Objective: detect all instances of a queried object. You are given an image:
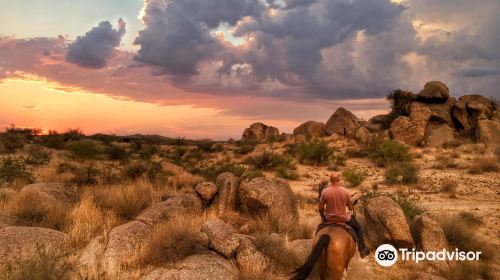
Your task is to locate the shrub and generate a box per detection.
[393,196,424,222]
[8,189,68,230]
[245,151,294,171]
[25,145,51,166]
[0,132,25,153]
[296,139,334,165]
[385,162,419,185]
[138,216,202,265]
[386,89,415,125]
[68,165,99,186]
[192,162,246,182]
[241,168,264,182]
[0,158,34,184]
[370,140,412,167]
[275,165,300,180]
[146,162,173,185]
[63,128,84,141]
[94,183,153,219]
[137,144,158,160]
[438,213,495,261]
[342,168,365,188]
[433,154,458,169]
[40,131,65,149]
[458,211,483,226]
[468,157,498,174]
[234,144,256,155]
[66,140,101,160]
[124,162,148,180]
[195,141,223,153]
[253,232,302,274]
[106,144,129,161]
[441,179,458,197]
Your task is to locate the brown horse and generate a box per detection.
[290,226,356,280]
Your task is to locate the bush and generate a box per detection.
[393,196,425,222]
[106,144,129,161]
[370,140,412,167]
[386,89,415,125]
[385,162,419,185]
[124,162,149,180]
[275,165,300,180]
[234,144,256,155]
[438,213,495,261]
[25,145,51,166]
[8,189,68,230]
[441,179,458,197]
[40,131,65,149]
[468,157,498,174]
[458,211,483,226]
[0,132,25,154]
[341,168,365,188]
[66,140,101,160]
[0,158,34,184]
[241,168,264,182]
[137,144,158,160]
[138,216,202,265]
[244,151,294,171]
[296,139,334,165]
[192,162,246,182]
[253,232,302,274]
[433,154,459,169]
[68,165,99,186]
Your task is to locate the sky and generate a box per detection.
[0,0,499,139]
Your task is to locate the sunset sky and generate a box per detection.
[1,0,499,139]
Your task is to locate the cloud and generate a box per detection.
[66,19,126,69]
[460,68,500,78]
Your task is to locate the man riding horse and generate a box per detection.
[291,173,369,280]
[318,173,369,258]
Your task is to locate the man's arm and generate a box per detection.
[346,193,354,211]
[318,193,326,219]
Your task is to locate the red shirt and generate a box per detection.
[320,184,351,223]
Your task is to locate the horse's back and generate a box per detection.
[314,226,356,280]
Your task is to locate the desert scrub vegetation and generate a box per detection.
[393,196,425,222]
[467,157,499,174]
[68,164,99,186]
[296,138,335,165]
[105,144,129,161]
[433,154,459,169]
[341,168,365,188]
[7,189,69,230]
[0,131,25,154]
[275,165,300,180]
[137,215,203,265]
[441,179,458,197]
[437,213,495,261]
[370,140,412,167]
[385,89,415,125]
[244,151,294,170]
[253,232,302,274]
[0,158,35,185]
[385,162,419,185]
[25,145,51,166]
[93,182,153,220]
[0,245,76,280]
[66,140,102,160]
[191,162,246,182]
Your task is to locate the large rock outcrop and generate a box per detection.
[452,95,496,133]
[293,121,326,137]
[417,81,450,102]
[476,118,500,153]
[424,123,455,147]
[235,235,269,274]
[411,215,448,252]
[212,173,240,216]
[364,196,414,248]
[422,97,456,124]
[136,193,203,225]
[390,102,432,145]
[141,252,239,280]
[242,123,279,142]
[325,107,360,137]
[0,226,68,264]
[239,177,298,223]
[201,220,240,258]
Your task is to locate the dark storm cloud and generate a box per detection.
[460,68,500,78]
[66,19,126,69]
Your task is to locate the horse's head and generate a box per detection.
[317,179,329,199]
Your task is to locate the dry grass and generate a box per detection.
[137,215,203,265]
[433,154,459,169]
[7,189,69,230]
[468,157,499,174]
[253,232,302,274]
[252,208,314,240]
[93,181,154,220]
[66,192,119,245]
[441,179,458,197]
[168,173,203,189]
[437,261,495,280]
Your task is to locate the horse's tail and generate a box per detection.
[290,234,330,280]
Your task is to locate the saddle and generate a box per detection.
[315,219,358,244]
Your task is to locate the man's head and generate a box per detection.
[330,173,340,184]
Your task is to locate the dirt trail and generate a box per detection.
[346,254,376,280]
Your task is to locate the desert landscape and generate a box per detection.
[0,81,498,280]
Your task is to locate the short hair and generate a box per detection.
[330,172,340,183]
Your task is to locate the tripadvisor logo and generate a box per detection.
[374,244,482,267]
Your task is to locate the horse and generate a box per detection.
[290,181,357,280]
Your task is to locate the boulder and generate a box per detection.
[452,95,496,133]
[416,97,456,124]
[417,81,449,102]
[476,119,500,153]
[136,193,203,225]
[364,196,414,248]
[293,121,326,137]
[212,173,240,216]
[289,239,313,263]
[411,215,448,252]
[390,102,431,145]
[325,107,360,137]
[0,226,68,264]
[195,182,218,202]
[78,236,105,278]
[21,183,76,204]
[201,220,240,258]
[239,177,298,223]
[0,212,17,229]
[355,127,372,145]
[424,123,454,147]
[368,114,388,125]
[141,252,239,280]
[242,123,279,142]
[101,221,152,271]
[235,235,269,274]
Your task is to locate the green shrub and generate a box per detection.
[40,131,65,149]
[193,162,246,182]
[341,168,365,187]
[25,146,51,166]
[386,89,415,126]
[393,196,425,222]
[241,168,264,181]
[245,151,294,171]
[63,128,84,141]
[370,140,412,167]
[234,144,256,155]
[66,140,101,160]
[68,165,99,186]
[275,165,300,180]
[124,162,149,180]
[385,162,419,185]
[137,144,158,160]
[106,144,129,161]
[0,158,34,184]
[195,141,221,153]
[296,139,334,165]
[0,132,25,153]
